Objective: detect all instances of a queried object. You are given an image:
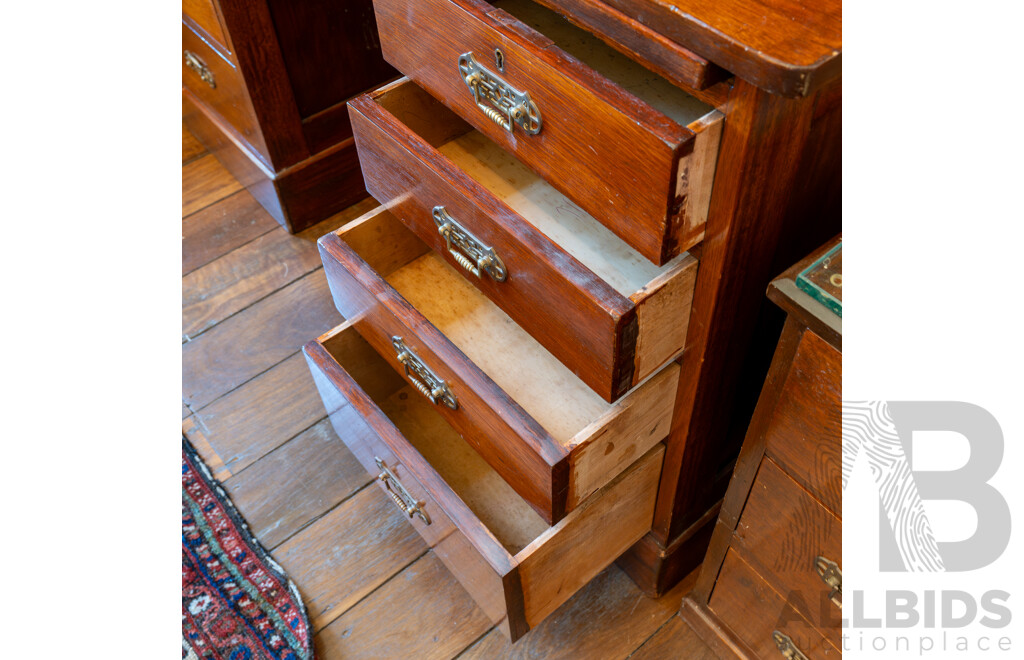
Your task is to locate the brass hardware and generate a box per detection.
[459,52,541,135]
[494,48,505,72]
[375,457,431,525]
[433,206,508,282]
[772,631,809,660]
[814,556,842,608]
[184,50,216,89]
[391,336,458,410]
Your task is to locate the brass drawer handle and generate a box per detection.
[433,206,507,282]
[814,555,842,608]
[375,457,431,525]
[772,631,809,660]
[391,336,458,410]
[184,50,216,89]
[459,52,541,135]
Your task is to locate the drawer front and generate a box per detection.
[182,22,270,166]
[735,458,842,647]
[373,0,721,265]
[303,322,664,641]
[317,205,678,523]
[765,329,842,516]
[350,79,698,402]
[183,0,230,55]
[710,550,839,660]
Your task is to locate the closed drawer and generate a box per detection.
[710,550,839,659]
[373,0,723,265]
[183,0,230,56]
[350,79,697,403]
[303,321,664,641]
[318,204,678,523]
[734,458,842,648]
[764,329,842,516]
[182,22,270,166]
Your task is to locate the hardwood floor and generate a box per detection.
[181,123,720,659]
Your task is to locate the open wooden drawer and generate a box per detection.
[304,321,664,641]
[350,78,698,403]
[318,205,678,523]
[371,0,723,265]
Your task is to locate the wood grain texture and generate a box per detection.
[274,485,427,631]
[629,613,719,660]
[182,22,270,164]
[734,458,842,647]
[459,564,688,658]
[182,189,278,275]
[350,81,698,401]
[527,0,727,94]
[183,0,230,54]
[373,0,713,265]
[182,123,207,164]
[598,0,841,97]
[182,227,322,338]
[314,553,491,659]
[764,329,842,515]
[221,418,373,549]
[181,153,243,218]
[182,416,231,481]
[187,352,328,473]
[182,270,341,409]
[709,550,838,659]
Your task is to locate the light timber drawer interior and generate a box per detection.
[304,321,664,641]
[372,0,723,265]
[350,78,698,402]
[318,205,679,523]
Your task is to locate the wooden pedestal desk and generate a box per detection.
[303,0,841,641]
[181,0,397,232]
[682,238,842,658]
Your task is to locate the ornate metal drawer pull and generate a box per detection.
[375,457,431,525]
[814,555,842,608]
[458,52,541,135]
[772,631,809,660]
[433,206,507,282]
[184,50,216,89]
[391,336,458,410]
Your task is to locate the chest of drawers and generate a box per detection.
[302,0,840,642]
[683,238,842,658]
[181,0,397,232]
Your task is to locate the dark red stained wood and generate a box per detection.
[264,0,397,121]
[653,79,833,543]
[528,0,729,94]
[212,0,309,170]
[349,83,637,402]
[317,232,567,523]
[599,0,841,97]
[182,22,271,168]
[373,0,698,265]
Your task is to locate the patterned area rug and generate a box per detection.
[182,439,314,660]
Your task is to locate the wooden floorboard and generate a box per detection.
[182,153,243,217]
[627,613,720,660]
[314,553,492,660]
[185,352,328,474]
[181,270,341,408]
[182,189,279,275]
[182,226,322,338]
[180,120,721,660]
[221,417,372,549]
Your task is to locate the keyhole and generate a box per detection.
[494,48,505,71]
